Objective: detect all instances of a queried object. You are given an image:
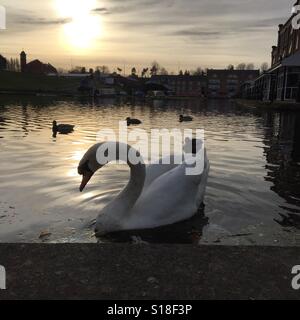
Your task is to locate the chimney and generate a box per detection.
[20,51,27,73]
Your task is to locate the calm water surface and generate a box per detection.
[0,95,299,245]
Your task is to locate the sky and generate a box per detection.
[0,0,294,73]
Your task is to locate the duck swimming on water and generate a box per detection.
[126,117,142,126]
[179,115,193,122]
[52,121,75,135]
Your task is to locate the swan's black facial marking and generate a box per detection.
[78,160,93,175]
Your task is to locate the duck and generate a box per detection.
[78,140,210,237]
[126,117,142,126]
[52,121,75,135]
[179,115,193,122]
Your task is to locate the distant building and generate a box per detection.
[20,51,26,72]
[150,75,207,97]
[242,0,300,102]
[0,54,7,70]
[207,69,259,98]
[20,51,57,75]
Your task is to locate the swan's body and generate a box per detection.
[78,141,209,236]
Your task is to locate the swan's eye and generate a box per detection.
[78,160,92,175]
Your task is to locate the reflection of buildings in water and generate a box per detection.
[262,111,300,229]
[21,104,29,137]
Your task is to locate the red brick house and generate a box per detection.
[20,51,57,75]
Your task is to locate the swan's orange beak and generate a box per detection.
[79,171,93,192]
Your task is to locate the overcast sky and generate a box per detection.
[0,0,293,72]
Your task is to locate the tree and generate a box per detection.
[141,68,149,78]
[131,67,137,76]
[227,64,234,70]
[179,70,184,76]
[260,62,269,73]
[70,66,85,73]
[236,63,246,70]
[160,67,169,75]
[96,65,110,74]
[7,58,20,72]
[150,61,160,76]
[246,63,255,70]
[192,67,203,75]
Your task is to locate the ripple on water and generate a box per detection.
[0,98,299,245]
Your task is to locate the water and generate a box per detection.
[0,95,299,245]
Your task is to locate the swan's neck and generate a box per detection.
[116,161,146,211]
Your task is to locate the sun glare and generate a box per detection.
[54,0,102,50]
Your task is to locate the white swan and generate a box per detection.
[78,140,210,236]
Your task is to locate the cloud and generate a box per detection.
[18,17,71,25]
[92,7,110,15]
[172,30,222,37]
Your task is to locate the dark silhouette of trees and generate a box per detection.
[260,62,269,73]
[141,68,149,78]
[7,58,20,72]
[96,65,110,74]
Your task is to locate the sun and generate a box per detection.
[54,0,102,50]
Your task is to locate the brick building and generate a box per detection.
[207,69,259,98]
[20,51,57,75]
[242,1,300,102]
[150,74,207,97]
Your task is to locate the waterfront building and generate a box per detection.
[150,74,207,97]
[207,69,259,98]
[20,51,57,75]
[242,1,300,102]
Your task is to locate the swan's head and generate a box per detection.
[52,121,57,130]
[78,143,106,192]
[78,142,138,192]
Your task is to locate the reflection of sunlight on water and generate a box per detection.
[80,192,96,201]
[67,168,78,177]
[1,99,300,245]
[71,150,86,161]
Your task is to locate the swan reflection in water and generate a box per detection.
[78,140,210,244]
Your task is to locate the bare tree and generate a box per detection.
[7,58,20,72]
[192,67,203,75]
[150,61,160,76]
[141,68,149,78]
[260,62,269,73]
[131,67,137,76]
[246,63,255,70]
[96,65,110,74]
[160,67,169,75]
[227,64,234,70]
[236,63,246,70]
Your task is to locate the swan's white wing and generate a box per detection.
[144,155,181,189]
[124,151,209,230]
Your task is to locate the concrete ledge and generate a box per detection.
[0,244,299,300]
